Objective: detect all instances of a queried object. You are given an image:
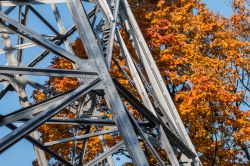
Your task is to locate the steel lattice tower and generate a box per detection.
[0,0,201,165]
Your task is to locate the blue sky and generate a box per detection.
[0,1,233,165]
[203,0,233,17]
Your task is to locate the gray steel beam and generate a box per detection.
[3,6,16,15]
[116,21,182,137]
[116,30,180,165]
[125,106,166,166]
[120,0,199,158]
[16,5,29,64]
[0,88,75,127]
[92,109,115,166]
[0,0,67,6]
[22,78,52,93]
[104,0,120,69]
[159,125,180,165]
[115,29,156,115]
[27,3,103,67]
[120,2,200,164]
[51,3,73,54]
[112,78,159,125]
[0,78,102,154]
[0,0,96,6]
[0,65,97,77]
[17,117,152,127]
[3,7,95,68]
[0,74,56,98]
[0,42,35,55]
[1,27,48,166]
[85,141,124,166]
[0,84,12,100]
[28,5,60,36]
[113,78,196,159]
[0,10,83,64]
[44,129,118,146]
[120,0,181,132]
[4,122,73,166]
[66,1,149,165]
[112,57,135,87]
[95,0,120,68]
[27,25,77,67]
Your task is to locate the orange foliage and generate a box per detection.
[145,0,250,164]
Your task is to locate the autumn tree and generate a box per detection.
[145,0,250,165]
[33,0,250,165]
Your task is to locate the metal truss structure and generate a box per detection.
[0,0,201,165]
